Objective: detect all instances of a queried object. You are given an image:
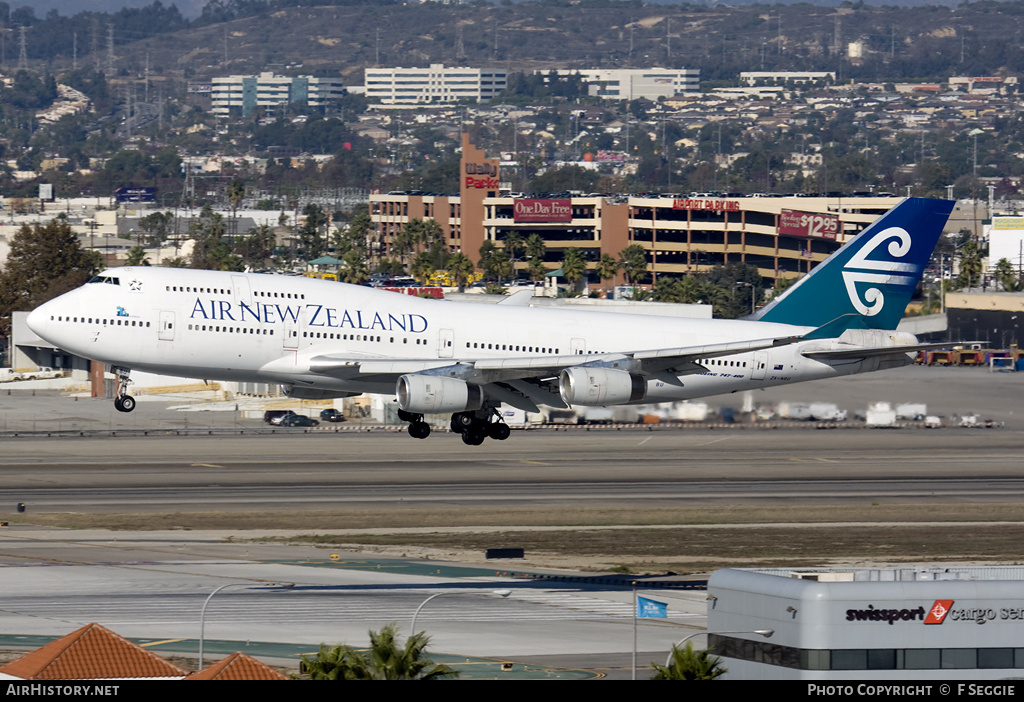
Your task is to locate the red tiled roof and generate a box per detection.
[184,652,289,680]
[0,623,188,680]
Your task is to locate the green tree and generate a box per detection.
[342,249,370,285]
[994,257,1023,292]
[595,253,620,294]
[447,251,476,291]
[955,238,983,290]
[301,623,458,680]
[618,244,648,288]
[502,230,524,279]
[650,641,727,681]
[560,247,587,291]
[226,178,245,237]
[524,233,546,261]
[410,251,436,285]
[124,246,150,267]
[0,219,102,335]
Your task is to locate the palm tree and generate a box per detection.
[226,178,245,238]
[447,251,476,291]
[618,244,648,288]
[595,253,620,295]
[124,246,150,267]
[524,232,546,260]
[364,623,457,680]
[560,247,587,292]
[301,623,458,680]
[650,641,727,680]
[526,256,548,283]
[410,251,436,285]
[342,249,370,285]
[503,230,524,279]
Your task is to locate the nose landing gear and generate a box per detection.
[113,367,136,413]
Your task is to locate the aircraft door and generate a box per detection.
[231,275,252,305]
[438,328,454,358]
[158,311,175,341]
[283,317,299,350]
[571,337,587,355]
[752,351,768,380]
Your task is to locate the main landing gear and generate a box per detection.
[398,409,431,439]
[450,408,510,446]
[113,366,136,413]
[398,408,512,445]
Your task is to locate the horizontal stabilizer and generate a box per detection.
[802,342,961,361]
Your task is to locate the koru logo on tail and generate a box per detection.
[841,227,918,316]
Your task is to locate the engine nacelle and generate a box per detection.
[396,374,483,414]
[559,367,647,407]
[282,386,358,400]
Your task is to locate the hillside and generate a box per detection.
[38,1,1024,85]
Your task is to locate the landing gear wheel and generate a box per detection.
[113,366,135,413]
[451,412,475,432]
[461,429,486,446]
[408,421,431,439]
[487,422,510,441]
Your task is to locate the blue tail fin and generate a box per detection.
[755,198,955,330]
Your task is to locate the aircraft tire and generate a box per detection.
[461,429,486,446]
[408,421,431,439]
[119,395,136,413]
[488,423,511,441]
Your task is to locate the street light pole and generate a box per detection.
[199,582,294,669]
[410,589,512,634]
[664,629,774,667]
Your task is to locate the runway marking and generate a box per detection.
[191,463,223,468]
[691,437,729,447]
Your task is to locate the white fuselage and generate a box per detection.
[26,268,911,404]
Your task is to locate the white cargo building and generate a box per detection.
[707,567,1024,679]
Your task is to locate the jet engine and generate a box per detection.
[559,367,647,407]
[396,374,484,414]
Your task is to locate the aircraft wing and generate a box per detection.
[308,333,804,386]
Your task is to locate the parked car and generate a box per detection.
[319,408,346,423]
[264,410,298,425]
[281,414,319,428]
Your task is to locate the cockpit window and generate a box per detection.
[88,276,120,285]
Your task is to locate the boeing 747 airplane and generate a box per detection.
[26,198,955,445]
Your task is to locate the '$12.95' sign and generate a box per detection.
[779,209,840,239]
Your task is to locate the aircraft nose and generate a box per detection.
[26,302,51,338]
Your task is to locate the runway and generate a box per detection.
[1,365,1023,677]
[2,428,1024,513]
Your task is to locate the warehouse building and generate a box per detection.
[707,567,1024,680]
